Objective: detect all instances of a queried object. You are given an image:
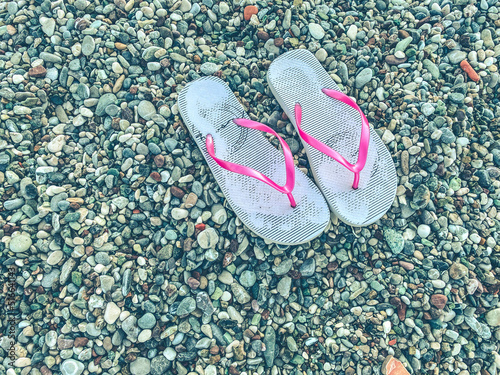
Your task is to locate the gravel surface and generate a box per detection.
[1,0,500,374]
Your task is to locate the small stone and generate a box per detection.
[47,251,63,265]
[150,356,170,375]
[130,358,151,375]
[104,302,121,324]
[308,23,325,39]
[219,1,230,14]
[347,25,358,40]
[10,234,32,253]
[211,204,227,224]
[385,55,407,65]
[423,59,440,79]
[263,326,276,367]
[315,48,328,62]
[486,308,500,327]
[200,62,219,75]
[244,5,258,21]
[277,276,292,298]
[177,297,196,316]
[47,135,66,153]
[412,185,430,209]
[394,51,405,59]
[384,229,404,254]
[417,225,431,238]
[28,66,47,78]
[300,258,316,277]
[430,294,448,309]
[240,270,256,287]
[257,31,270,41]
[395,36,412,52]
[231,283,251,304]
[198,228,219,249]
[138,313,156,329]
[138,101,156,120]
[81,36,95,56]
[60,359,84,375]
[355,68,373,89]
[96,93,117,116]
[449,263,469,280]
[448,50,467,64]
[40,17,56,36]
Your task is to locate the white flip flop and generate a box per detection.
[267,49,398,227]
[177,76,330,245]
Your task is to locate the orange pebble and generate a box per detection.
[388,338,397,346]
[460,60,480,82]
[244,5,258,21]
[383,356,410,375]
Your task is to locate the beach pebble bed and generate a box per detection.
[1,0,500,374]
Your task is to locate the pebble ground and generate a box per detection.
[1,0,500,375]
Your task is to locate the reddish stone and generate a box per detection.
[57,338,74,350]
[399,261,414,270]
[430,294,448,309]
[160,59,170,68]
[397,302,407,321]
[154,154,164,168]
[416,16,430,28]
[193,55,201,64]
[383,356,411,375]
[327,262,338,271]
[187,277,200,289]
[398,30,410,39]
[171,186,185,198]
[74,337,89,347]
[149,172,161,182]
[274,38,284,47]
[40,366,52,375]
[257,31,269,41]
[222,252,233,267]
[261,310,270,320]
[28,65,47,78]
[385,54,407,65]
[210,346,220,355]
[244,5,258,21]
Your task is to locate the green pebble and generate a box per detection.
[63,244,73,256]
[211,287,223,300]
[223,332,233,345]
[421,238,434,247]
[72,271,82,287]
[225,264,236,274]
[291,355,305,365]
[117,256,127,266]
[251,314,261,325]
[30,303,42,311]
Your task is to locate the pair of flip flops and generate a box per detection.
[178,49,398,245]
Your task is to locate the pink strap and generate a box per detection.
[294,88,370,189]
[206,118,297,207]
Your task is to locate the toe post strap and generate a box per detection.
[294,88,371,190]
[205,118,297,207]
